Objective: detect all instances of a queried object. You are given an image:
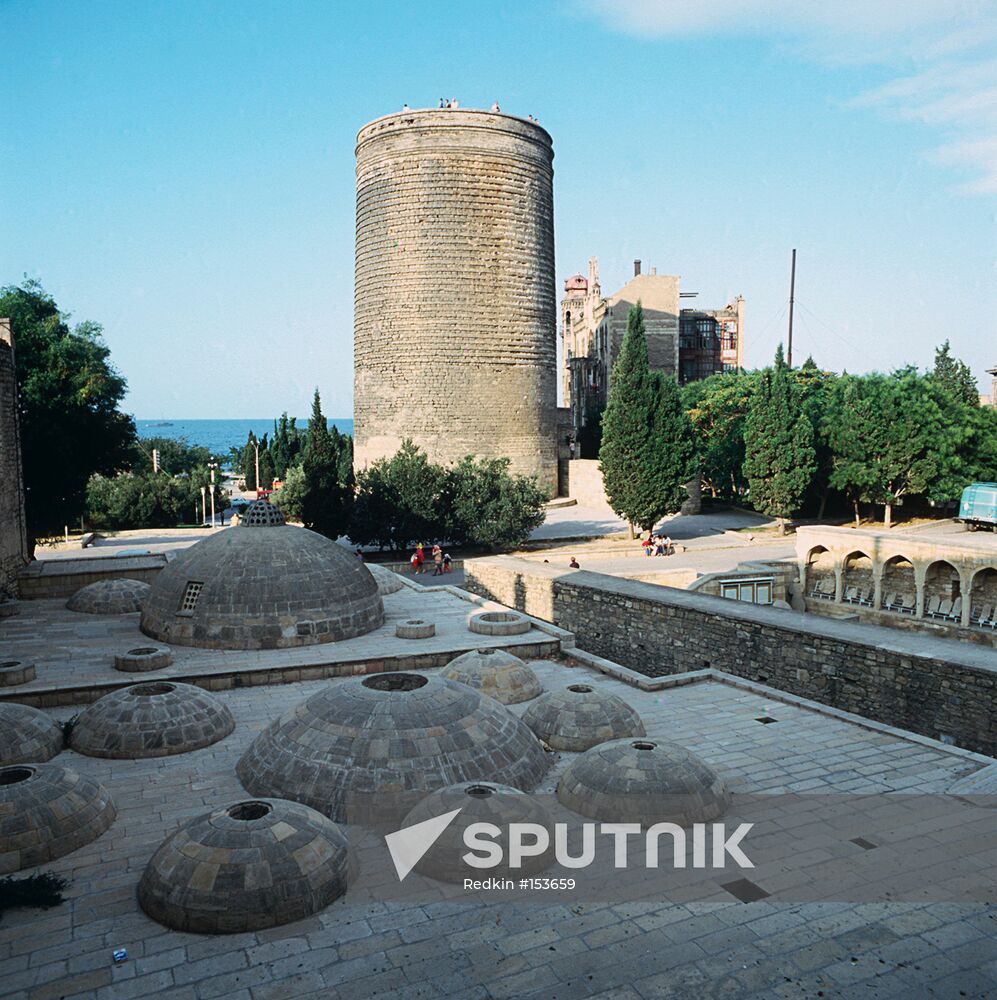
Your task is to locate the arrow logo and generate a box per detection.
[384,808,462,881]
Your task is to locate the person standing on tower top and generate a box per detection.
[491,101,500,112]
[451,97,459,108]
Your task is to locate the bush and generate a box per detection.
[349,442,547,552]
[350,441,446,551]
[445,456,547,549]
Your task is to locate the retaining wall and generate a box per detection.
[464,555,997,756]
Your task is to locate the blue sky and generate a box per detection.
[2,0,994,417]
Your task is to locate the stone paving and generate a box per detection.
[2,657,996,999]
[0,585,561,701]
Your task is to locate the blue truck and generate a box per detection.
[958,483,997,530]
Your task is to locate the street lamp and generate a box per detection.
[208,458,219,526]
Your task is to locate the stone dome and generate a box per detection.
[441,648,542,704]
[522,683,646,751]
[0,704,63,766]
[138,798,350,934]
[238,498,286,526]
[71,682,235,759]
[67,578,150,614]
[557,738,730,827]
[140,522,384,649]
[400,781,555,883]
[367,563,405,595]
[0,763,116,874]
[237,672,550,825]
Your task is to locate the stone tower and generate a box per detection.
[353,108,557,493]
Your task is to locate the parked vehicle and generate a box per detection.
[957,482,997,531]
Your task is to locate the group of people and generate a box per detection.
[399,99,524,117]
[641,534,675,557]
[410,542,452,576]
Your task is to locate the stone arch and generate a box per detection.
[841,550,874,605]
[881,555,916,614]
[968,566,997,626]
[922,560,962,620]
[803,545,836,599]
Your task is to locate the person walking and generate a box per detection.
[443,552,452,573]
[410,551,420,575]
[432,544,443,576]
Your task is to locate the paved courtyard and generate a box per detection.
[2,645,996,999]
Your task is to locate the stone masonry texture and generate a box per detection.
[0,319,29,597]
[353,109,557,493]
[465,556,997,757]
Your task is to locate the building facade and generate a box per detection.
[0,318,29,595]
[353,108,558,493]
[559,258,743,448]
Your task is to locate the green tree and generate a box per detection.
[350,440,445,551]
[930,340,979,407]
[743,345,816,532]
[131,436,210,477]
[273,463,307,523]
[682,371,758,502]
[301,389,352,538]
[824,368,967,528]
[648,373,701,519]
[0,280,135,548]
[598,302,664,535]
[444,456,547,550]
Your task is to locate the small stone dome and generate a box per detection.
[140,521,384,649]
[400,781,555,883]
[71,682,235,759]
[138,798,349,933]
[238,498,286,527]
[441,648,542,704]
[237,672,549,825]
[0,763,116,874]
[67,578,150,614]
[522,683,646,751]
[367,563,404,595]
[557,738,730,827]
[0,704,63,766]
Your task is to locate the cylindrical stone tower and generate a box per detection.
[354,109,557,493]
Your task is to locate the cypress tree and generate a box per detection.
[301,389,351,538]
[743,345,816,532]
[598,302,664,535]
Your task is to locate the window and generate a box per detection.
[719,578,774,605]
[178,581,204,616]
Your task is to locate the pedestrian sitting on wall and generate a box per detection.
[663,535,674,556]
[569,557,580,569]
[642,536,653,557]
[654,535,664,556]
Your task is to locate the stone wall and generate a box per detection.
[0,319,29,596]
[464,556,997,756]
[353,109,557,493]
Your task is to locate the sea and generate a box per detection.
[135,418,354,464]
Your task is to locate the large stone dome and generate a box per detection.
[71,682,235,759]
[140,504,384,649]
[138,798,350,933]
[0,704,63,766]
[0,763,116,874]
[557,738,730,827]
[237,672,550,825]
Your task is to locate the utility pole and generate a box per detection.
[787,248,797,368]
[208,458,218,527]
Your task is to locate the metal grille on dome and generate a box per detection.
[238,500,286,527]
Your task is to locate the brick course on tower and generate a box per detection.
[353,108,557,493]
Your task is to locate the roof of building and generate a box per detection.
[606,273,680,315]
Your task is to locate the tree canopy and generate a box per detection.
[0,280,135,547]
